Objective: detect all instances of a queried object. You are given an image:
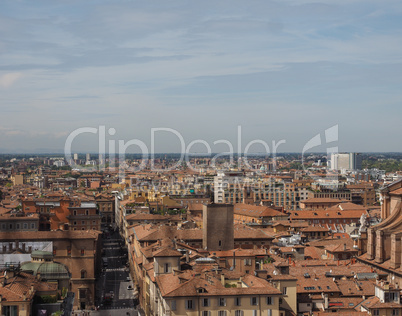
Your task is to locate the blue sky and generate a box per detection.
[0,0,401,153]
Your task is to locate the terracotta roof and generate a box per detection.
[301,226,330,232]
[0,230,100,241]
[327,297,364,309]
[156,270,281,298]
[153,247,183,257]
[234,203,286,218]
[0,272,57,302]
[335,279,375,297]
[289,209,366,220]
[211,248,267,258]
[390,187,402,195]
[326,202,366,211]
[360,295,402,309]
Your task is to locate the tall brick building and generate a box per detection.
[202,204,234,251]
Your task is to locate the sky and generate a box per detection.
[0,0,401,154]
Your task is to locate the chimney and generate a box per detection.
[324,294,329,309]
[233,251,236,269]
[185,250,189,263]
[344,244,347,251]
[221,274,225,286]
[255,270,268,279]
[5,269,15,279]
[172,238,177,249]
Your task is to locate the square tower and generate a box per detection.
[202,203,234,251]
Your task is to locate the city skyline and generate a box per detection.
[0,0,401,153]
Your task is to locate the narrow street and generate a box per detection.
[93,227,140,316]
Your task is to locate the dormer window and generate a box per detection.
[164,263,170,273]
[389,291,399,302]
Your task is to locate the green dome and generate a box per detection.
[21,261,70,280]
[31,251,53,260]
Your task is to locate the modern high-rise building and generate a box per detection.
[330,153,362,171]
[73,153,78,161]
[214,171,244,203]
[86,153,91,162]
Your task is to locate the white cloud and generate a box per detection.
[0,72,23,88]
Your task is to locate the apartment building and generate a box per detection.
[214,174,310,210]
[67,201,101,231]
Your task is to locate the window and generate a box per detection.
[218,312,227,316]
[73,210,77,215]
[235,311,243,316]
[373,309,379,316]
[235,297,241,306]
[251,297,258,306]
[282,287,287,295]
[86,210,89,215]
[81,270,86,278]
[244,259,252,266]
[219,297,226,306]
[81,249,85,256]
[53,248,57,255]
[393,310,399,316]
[2,306,17,316]
[268,310,272,316]
[219,240,222,247]
[23,223,28,229]
[81,221,85,225]
[202,312,210,316]
[186,299,194,310]
[67,247,71,256]
[253,310,258,316]
[79,289,86,299]
[202,298,210,307]
[164,263,170,273]
[267,297,273,305]
[390,292,398,302]
[170,300,176,311]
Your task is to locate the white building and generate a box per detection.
[53,160,65,167]
[330,153,362,172]
[214,171,244,203]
